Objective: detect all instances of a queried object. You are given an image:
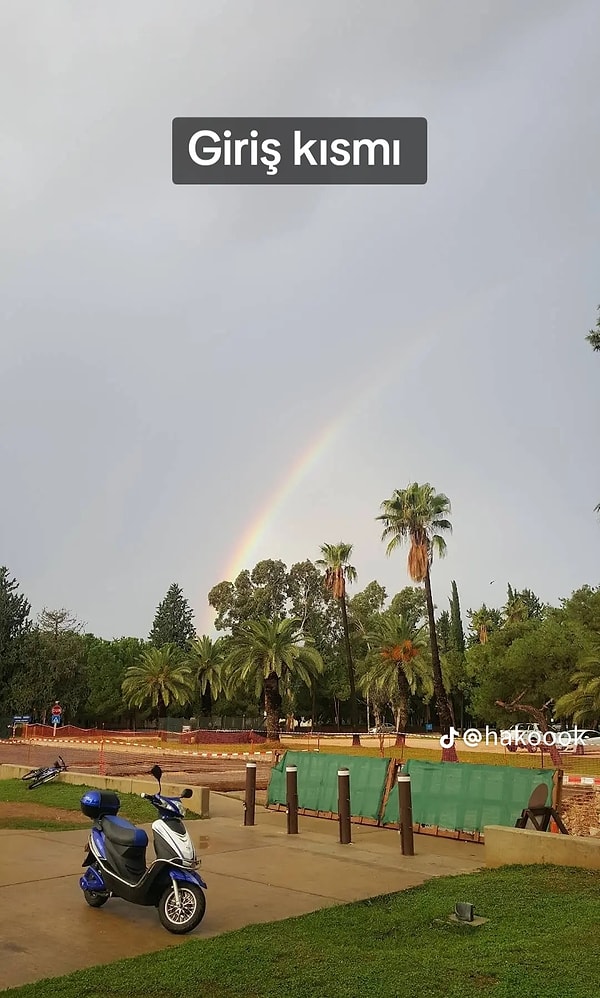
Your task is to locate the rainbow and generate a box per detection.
[222,416,344,585]
[221,335,436,586]
[208,282,505,626]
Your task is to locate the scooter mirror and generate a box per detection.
[181,788,193,798]
[150,764,162,784]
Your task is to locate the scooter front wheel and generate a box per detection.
[83,889,109,908]
[158,883,206,934]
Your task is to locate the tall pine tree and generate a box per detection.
[0,567,32,711]
[149,583,196,650]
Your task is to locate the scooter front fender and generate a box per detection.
[80,865,107,893]
[170,868,207,890]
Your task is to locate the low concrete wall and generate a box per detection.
[0,764,210,818]
[484,824,600,870]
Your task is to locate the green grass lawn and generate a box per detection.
[0,779,201,830]
[5,865,600,998]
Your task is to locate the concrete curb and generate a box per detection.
[484,823,600,870]
[0,764,210,818]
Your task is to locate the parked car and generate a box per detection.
[368,723,396,734]
[500,723,542,745]
[561,729,600,751]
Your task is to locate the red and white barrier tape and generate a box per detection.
[562,774,600,787]
[5,738,273,759]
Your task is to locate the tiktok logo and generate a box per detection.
[439,727,459,748]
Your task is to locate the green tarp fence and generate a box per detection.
[267,751,390,822]
[267,752,556,834]
[382,759,556,833]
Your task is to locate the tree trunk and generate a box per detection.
[496,695,562,767]
[201,683,212,716]
[157,692,167,727]
[424,568,458,760]
[263,672,281,742]
[340,593,359,730]
[395,667,410,746]
[334,696,340,729]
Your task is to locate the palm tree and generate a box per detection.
[225,617,324,741]
[362,613,429,736]
[469,605,493,643]
[187,635,227,715]
[121,645,195,724]
[377,483,455,737]
[316,542,358,729]
[555,650,600,726]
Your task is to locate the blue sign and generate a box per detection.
[13,716,31,723]
[51,714,62,726]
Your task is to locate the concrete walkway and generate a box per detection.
[0,794,483,992]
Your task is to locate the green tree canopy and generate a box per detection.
[187,635,229,714]
[555,650,600,725]
[561,585,600,640]
[361,612,429,732]
[149,583,196,650]
[468,612,585,726]
[11,621,89,722]
[83,635,147,725]
[224,617,324,740]
[122,645,194,721]
[0,567,31,710]
[586,304,600,352]
[467,603,502,645]
[502,584,545,625]
[389,586,427,630]
[208,560,289,632]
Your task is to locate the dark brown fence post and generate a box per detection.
[244,762,256,826]
[338,768,351,844]
[397,773,414,855]
[286,765,299,834]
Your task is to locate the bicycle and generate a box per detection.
[21,756,68,789]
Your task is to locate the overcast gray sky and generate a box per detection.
[1,0,598,639]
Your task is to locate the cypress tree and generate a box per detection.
[449,580,466,656]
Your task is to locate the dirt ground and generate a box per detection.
[0,801,89,824]
[0,741,273,792]
[561,790,600,836]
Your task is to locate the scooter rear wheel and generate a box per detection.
[158,883,206,934]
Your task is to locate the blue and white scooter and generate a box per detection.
[79,764,207,934]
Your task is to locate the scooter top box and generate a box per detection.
[80,789,120,819]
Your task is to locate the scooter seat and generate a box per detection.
[101,815,148,848]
